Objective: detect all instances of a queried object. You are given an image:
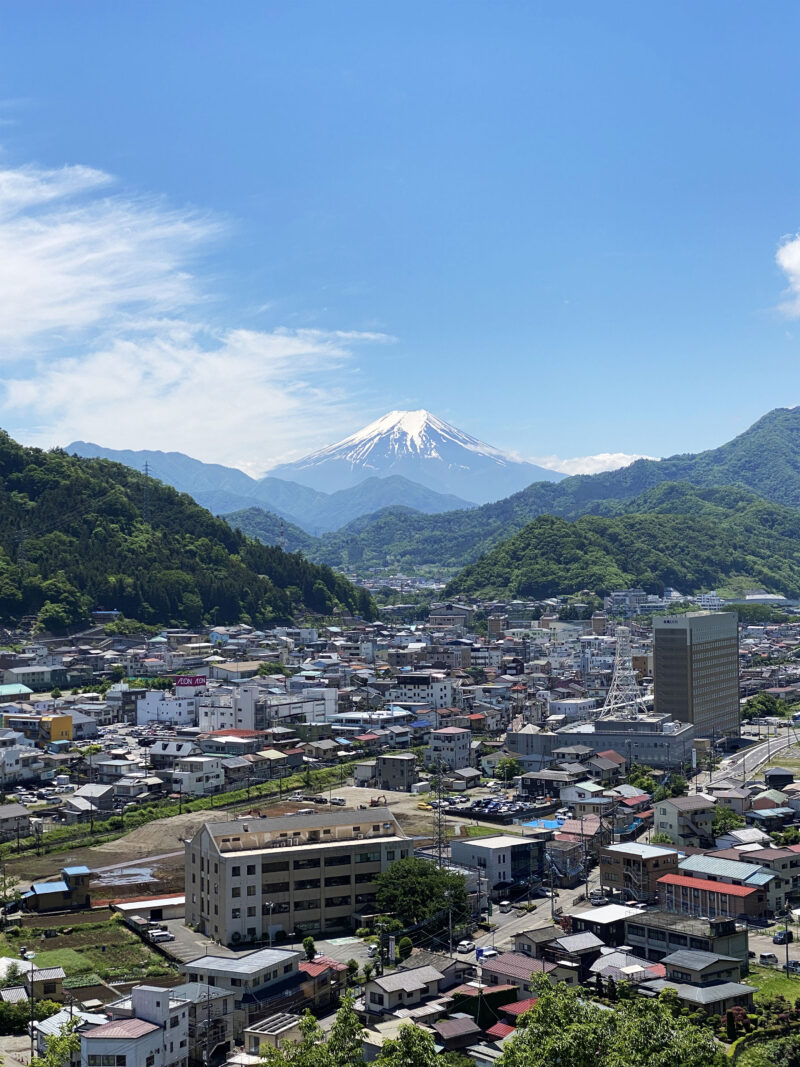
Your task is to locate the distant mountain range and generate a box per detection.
[67,441,474,534]
[295,405,800,577]
[266,409,564,501]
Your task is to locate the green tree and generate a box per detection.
[397,936,413,961]
[375,857,468,927]
[302,936,316,961]
[497,977,722,1067]
[376,1023,438,1067]
[258,661,291,677]
[326,994,364,1067]
[345,958,359,985]
[725,1010,736,1042]
[651,832,674,845]
[30,1019,81,1067]
[495,757,521,783]
[712,806,745,836]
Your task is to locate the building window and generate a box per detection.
[232,866,241,876]
[247,864,256,875]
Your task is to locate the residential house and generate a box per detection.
[22,866,91,913]
[652,795,715,848]
[363,965,445,1019]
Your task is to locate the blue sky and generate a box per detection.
[1,2,800,474]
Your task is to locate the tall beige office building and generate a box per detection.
[653,611,739,739]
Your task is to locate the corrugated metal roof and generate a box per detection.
[680,854,772,883]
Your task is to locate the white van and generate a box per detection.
[499,900,512,913]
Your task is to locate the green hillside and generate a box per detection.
[0,432,374,632]
[310,407,800,572]
[227,507,317,554]
[445,483,800,599]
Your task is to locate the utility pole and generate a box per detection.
[28,956,35,1062]
[205,987,212,1067]
[266,901,274,949]
[445,892,453,956]
[784,909,791,977]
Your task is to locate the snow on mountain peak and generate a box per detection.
[318,408,509,464]
[266,408,566,500]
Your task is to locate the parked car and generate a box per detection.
[788,960,800,974]
[479,947,499,959]
[149,930,175,943]
[590,896,610,907]
[457,940,476,954]
[330,797,346,806]
[774,930,794,945]
[759,952,779,965]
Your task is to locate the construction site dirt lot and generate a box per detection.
[3,783,508,896]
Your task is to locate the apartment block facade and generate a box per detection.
[600,842,680,902]
[425,726,471,770]
[185,808,410,945]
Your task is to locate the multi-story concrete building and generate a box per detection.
[389,672,452,710]
[653,795,715,848]
[450,835,545,901]
[599,842,679,902]
[623,912,748,968]
[507,714,694,771]
[185,808,410,944]
[108,982,233,1067]
[81,986,189,1067]
[425,726,471,770]
[653,611,740,739]
[375,752,418,792]
[136,690,197,727]
[171,756,225,796]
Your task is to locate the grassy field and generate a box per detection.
[745,964,800,1000]
[1,917,173,982]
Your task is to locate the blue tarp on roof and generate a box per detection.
[62,866,90,876]
[412,720,431,729]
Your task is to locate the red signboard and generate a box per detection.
[175,676,207,687]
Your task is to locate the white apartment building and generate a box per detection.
[82,986,189,1067]
[136,690,197,727]
[425,726,471,770]
[198,686,331,733]
[171,756,225,796]
[389,672,452,709]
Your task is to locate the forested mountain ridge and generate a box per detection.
[445,483,800,599]
[308,407,800,571]
[0,432,374,632]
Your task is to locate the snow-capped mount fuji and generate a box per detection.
[266,409,564,503]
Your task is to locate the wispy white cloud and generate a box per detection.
[0,156,393,471]
[530,452,655,476]
[776,232,800,317]
[7,323,391,472]
[0,162,219,348]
